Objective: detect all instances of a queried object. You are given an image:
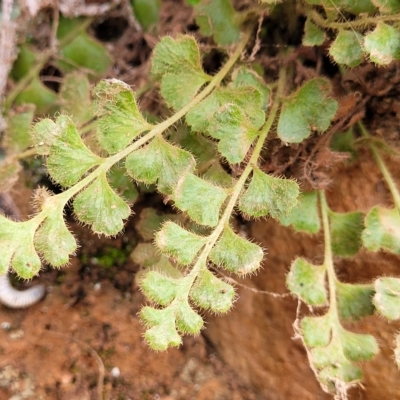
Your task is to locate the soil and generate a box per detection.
[2,1,400,400]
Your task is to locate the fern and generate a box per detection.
[3,1,400,398]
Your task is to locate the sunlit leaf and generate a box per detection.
[73,173,131,236]
[93,79,151,154]
[151,35,211,109]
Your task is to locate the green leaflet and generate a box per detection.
[0,216,41,278]
[336,282,375,320]
[209,225,263,275]
[108,164,139,205]
[373,277,400,320]
[93,79,152,154]
[142,301,203,348]
[301,315,331,348]
[202,163,233,187]
[3,104,35,154]
[303,17,325,46]
[190,269,235,313]
[135,208,181,241]
[155,222,207,265]
[195,0,241,45]
[59,72,92,125]
[56,17,111,76]
[46,116,102,187]
[340,328,379,362]
[286,258,327,306]
[125,135,195,195]
[279,191,320,234]
[173,173,227,227]
[141,271,179,306]
[329,30,364,68]
[277,78,338,143]
[231,67,270,110]
[311,339,363,393]
[140,306,182,350]
[151,35,211,109]
[186,85,265,132]
[362,206,400,254]
[175,300,204,334]
[34,210,77,267]
[131,242,182,278]
[170,126,218,165]
[329,210,363,257]
[207,103,260,164]
[239,167,299,219]
[73,173,131,236]
[32,118,61,156]
[309,326,378,374]
[364,23,400,65]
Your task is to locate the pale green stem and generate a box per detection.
[179,63,288,297]
[16,148,37,160]
[358,121,400,212]
[308,8,400,30]
[19,27,254,228]
[319,191,340,335]
[79,120,98,136]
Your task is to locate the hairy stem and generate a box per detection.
[308,9,400,31]
[320,191,341,335]
[358,121,400,212]
[180,63,288,296]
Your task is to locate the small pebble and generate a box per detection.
[1,322,11,330]
[111,367,120,378]
[9,329,24,340]
[90,257,99,265]
[94,283,101,291]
